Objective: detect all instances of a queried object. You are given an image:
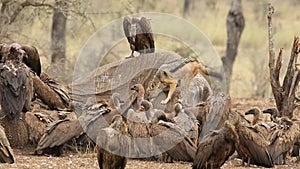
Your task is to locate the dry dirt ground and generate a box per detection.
[2,98,300,169]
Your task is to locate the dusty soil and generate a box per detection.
[2,98,300,169]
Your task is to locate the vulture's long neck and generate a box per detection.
[252,112,261,125]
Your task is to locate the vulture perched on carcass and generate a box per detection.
[0,125,15,164]
[123,16,155,58]
[0,45,33,122]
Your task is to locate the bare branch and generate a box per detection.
[275,48,283,83]
[8,1,55,24]
[268,3,300,118]
[267,4,275,65]
[20,1,55,9]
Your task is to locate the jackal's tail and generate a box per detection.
[197,62,223,80]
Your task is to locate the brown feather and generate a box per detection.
[97,114,129,169]
[0,60,33,122]
[0,125,15,164]
[193,121,237,169]
[35,119,84,156]
[234,120,274,167]
[21,45,41,76]
[123,16,155,55]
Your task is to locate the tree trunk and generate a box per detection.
[267,4,300,118]
[51,1,67,65]
[221,0,245,93]
[183,0,192,17]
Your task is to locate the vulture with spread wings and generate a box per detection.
[123,16,155,58]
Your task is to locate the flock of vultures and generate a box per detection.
[0,16,299,169]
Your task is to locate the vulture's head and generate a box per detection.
[262,108,278,117]
[130,84,145,94]
[245,107,260,115]
[9,43,28,61]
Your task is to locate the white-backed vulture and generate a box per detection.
[0,125,14,164]
[123,16,155,58]
[172,103,199,144]
[82,93,131,142]
[97,114,129,169]
[244,107,275,140]
[233,117,274,167]
[263,108,300,163]
[24,109,76,145]
[267,117,300,165]
[192,121,238,169]
[130,83,145,110]
[108,93,124,113]
[199,92,230,141]
[262,107,280,123]
[0,48,33,122]
[35,119,84,156]
[150,112,197,162]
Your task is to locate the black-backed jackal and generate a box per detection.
[147,57,218,105]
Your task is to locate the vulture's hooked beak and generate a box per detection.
[17,49,28,60]
[262,108,275,115]
[131,85,137,91]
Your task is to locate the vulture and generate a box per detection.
[130,83,145,110]
[262,108,300,165]
[244,107,275,139]
[0,46,33,122]
[192,121,238,169]
[263,108,281,123]
[0,125,15,164]
[140,99,171,122]
[35,118,84,156]
[97,114,129,169]
[267,117,300,164]
[24,109,76,144]
[150,111,197,162]
[233,116,274,167]
[39,72,71,108]
[123,16,155,58]
[199,92,230,141]
[126,108,153,158]
[10,43,41,76]
[172,103,199,144]
[82,94,127,142]
[108,93,124,113]
[263,107,300,159]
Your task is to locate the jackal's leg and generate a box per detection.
[126,50,135,59]
[161,81,177,105]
